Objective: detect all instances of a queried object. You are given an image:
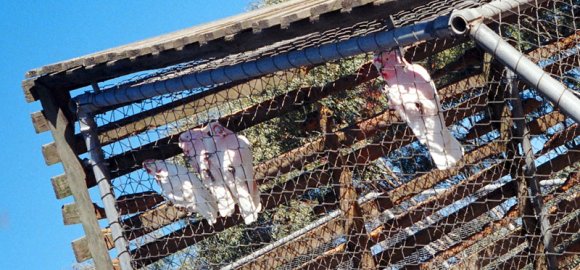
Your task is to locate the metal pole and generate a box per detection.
[463,21,580,124]
[78,109,133,270]
[72,0,548,114]
[73,14,454,112]
[508,69,557,270]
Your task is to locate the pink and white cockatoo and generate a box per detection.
[178,127,237,218]
[373,50,464,170]
[206,122,262,225]
[142,159,218,224]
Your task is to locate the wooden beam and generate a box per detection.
[31,110,49,133]
[62,203,106,225]
[51,174,72,200]
[541,123,580,156]
[35,84,113,269]
[238,141,503,269]
[72,229,115,263]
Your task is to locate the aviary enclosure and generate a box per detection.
[24,0,580,269]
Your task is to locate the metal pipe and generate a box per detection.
[73,0,547,113]
[507,69,557,270]
[78,109,133,270]
[73,15,454,112]
[463,21,580,124]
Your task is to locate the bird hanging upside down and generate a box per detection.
[179,126,237,219]
[373,50,464,170]
[142,159,219,224]
[179,122,262,225]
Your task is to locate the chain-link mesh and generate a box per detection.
[75,0,580,269]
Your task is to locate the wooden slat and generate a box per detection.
[541,123,580,156]
[42,143,59,166]
[388,141,503,204]
[31,110,49,133]
[116,191,165,215]
[51,174,71,200]
[62,203,106,226]
[72,229,115,263]
[36,85,113,269]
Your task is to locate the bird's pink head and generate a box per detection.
[178,129,204,153]
[207,122,232,137]
[378,50,406,67]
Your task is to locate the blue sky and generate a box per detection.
[0,1,252,269]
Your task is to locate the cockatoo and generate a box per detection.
[142,159,218,224]
[178,126,237,218]
[373,50,464,170]
[206,122,262,225]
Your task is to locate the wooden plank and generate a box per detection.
[51,174,71,200]
[72,229,115,263]
[62,203,106,225]
[35,85,113,269]
[116,191,165,215]
[42,143,59,166]
[31,111,49,134]
[541,123,580,156]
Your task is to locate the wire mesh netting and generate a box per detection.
[72,0,580,269]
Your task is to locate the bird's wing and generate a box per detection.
[237,135,261,212]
